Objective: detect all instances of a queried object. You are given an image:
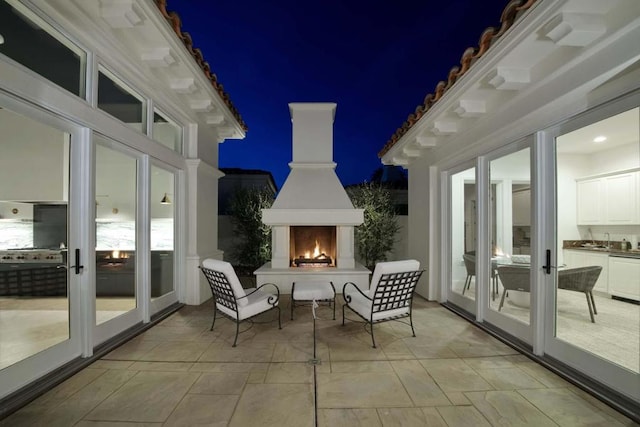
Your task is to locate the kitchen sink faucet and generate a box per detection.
[605,232,610,249]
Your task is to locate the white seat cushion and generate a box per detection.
[345,288,409,321]
[369,260,420,295]
[292,281,335,301]
[217,287,278,320]
[202,258,248,306]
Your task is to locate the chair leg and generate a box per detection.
[276,306,282,329]
[589,291,597,315]
[342,304,346,326]
[409,312,416,337]
[498,289,507,311]
[210,305,217,331]
[232,319,240,347]
[585,292,595,323]
[462,275,469,295]
[290,297,295,320]
[370,321,376,348]
[332,298,336,320]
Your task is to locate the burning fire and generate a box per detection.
[304,240,326,259]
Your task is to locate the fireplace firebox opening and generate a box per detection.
[290,226,336,267]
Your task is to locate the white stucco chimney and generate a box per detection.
[261,102,364,269]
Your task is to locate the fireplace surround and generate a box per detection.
[256,103,370,293]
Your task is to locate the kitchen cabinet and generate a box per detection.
[563,249,609,293]
[576,170,639,225]
[608,255,640,301]
[512,189,531,226]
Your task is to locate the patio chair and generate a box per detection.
[558,265,601,323]
[496,265,531,311]
[463,252,499,300]
[199,259,281,346]
[342,259,424,348]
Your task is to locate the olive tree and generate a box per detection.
[227,187,274,274]
[346,182,400,270]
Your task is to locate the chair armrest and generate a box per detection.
[243,283,280,306]
[342,281,371,304]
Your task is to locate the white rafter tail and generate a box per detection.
[415,136,437,148]
[487,67,531,90]
[542,12,607,47]
[169,78,197,94]
[99,0,143,28]
[141,47,176,67]
[430,120,458,136]
[189,99,214,113]
[454,99,486,118]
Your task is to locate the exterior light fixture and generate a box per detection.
[593,136,607,143]
[0,34,4,45]
[160,193,171,204]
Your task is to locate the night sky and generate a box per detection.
[168,0,510,188]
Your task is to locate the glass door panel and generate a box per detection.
[95,138,137,325]
[0,101,81,397]
[150,165,175,300]
[488,148,532,326]
[554,107,639,374]
[449,167,477,310]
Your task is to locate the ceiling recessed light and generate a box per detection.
[593,136,607,143]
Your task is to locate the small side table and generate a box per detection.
[291,281,336,320]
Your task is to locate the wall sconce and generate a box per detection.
[160,193,172,205]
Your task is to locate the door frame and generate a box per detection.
[0,92,86,397]
[540,91,640,401]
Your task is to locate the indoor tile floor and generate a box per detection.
[1,297,637,426]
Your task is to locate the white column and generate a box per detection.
[271,226,290,268]
[337,226,355,268]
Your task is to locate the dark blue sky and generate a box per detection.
[169,0,509,188]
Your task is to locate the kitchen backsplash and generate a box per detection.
[0,219,173,250]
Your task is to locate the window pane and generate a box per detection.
[0,1,85,96]
[95,139,137,325]
[556,107,639,373]
[489,148,531,325]
[98,68,145,132]
[151,166,174,299]
[451,167,476,301]
[0,104,70,369]
[153,110,183,153]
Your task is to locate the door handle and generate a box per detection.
[69,248,84,275]
[542,249,551,274]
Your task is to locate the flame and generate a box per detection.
[112,250,119,259]
[313,240,320,258]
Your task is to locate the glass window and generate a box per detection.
[153,109,183,153]
[95,139,138,325]
[97,67,146,132]
[151,165,175,299]
[0,0,86,97]
[555,107,639,373]
[451,167,477,301]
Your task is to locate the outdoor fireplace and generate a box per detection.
[257,102,369,293]
[290,226,336,267]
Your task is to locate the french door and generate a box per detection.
[542,95,640,402]
[0,96,85,397]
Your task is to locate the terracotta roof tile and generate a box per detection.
[154,0,247,131]
[378,0,538,158]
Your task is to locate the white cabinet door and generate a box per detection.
[608,256,640,301]
[512,189,531,226]
[576,179,604,224]
[604,172,638,225]
[562,249,609,293]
